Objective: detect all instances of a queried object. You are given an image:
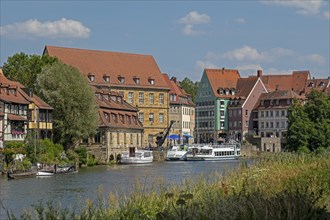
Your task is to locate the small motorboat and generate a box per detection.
[119,147,153,164]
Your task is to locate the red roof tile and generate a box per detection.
[44,45,170,90]
[204,68,241,98]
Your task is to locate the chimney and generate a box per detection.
[171,77,177,83]
[257,70,263,78]
[275,85,279,91]
[29,88,33,97]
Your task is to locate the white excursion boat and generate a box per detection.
[119,147,153,164]
[166,145,189,161]
[36,170,55,176]
[186,144,240,161]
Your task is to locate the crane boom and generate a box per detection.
[156,120,175,148]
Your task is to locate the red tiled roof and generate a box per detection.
[234,77,259,99]
[204,68,241,98]
[162,74,194,106]
[305,78,330,93]
[99,109,143,130]
[260,71,309,92]
[44,45,170,90]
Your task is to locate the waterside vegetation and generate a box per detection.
[5,150,330,219]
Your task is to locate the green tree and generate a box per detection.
[36,62,99,148]
[2,53,57,90]
[286,90,330,152]
[179,77,199,103]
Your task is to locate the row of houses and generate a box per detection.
[0,69,53,149]
[1,45,329,162]
[196,68,330,152]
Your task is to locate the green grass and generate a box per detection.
[6,151,330,220]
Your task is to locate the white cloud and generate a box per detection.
[299,54,327,65]
[260,0,325,16]
[179,11,210,36]
[0,18,91,38]
[235,18,246,24]
[236,64,263,72]
[223,46,268,62]
[324,11,330,19]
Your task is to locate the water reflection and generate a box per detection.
[0,159,243,218]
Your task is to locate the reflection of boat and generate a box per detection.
[7,170,37,180]
[186,144,240,161]
[55,165,77,174]
[166,145,189,161]
[119,147,153,164]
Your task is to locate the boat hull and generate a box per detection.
[7,171,36,179]
[119,158,153,164]
[186,156,239,161]
[37,171,55,176]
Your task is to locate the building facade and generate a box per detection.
[163,74,195,145]
[82,88,143,162]
[195,68,240,143]
[228,71,268,142]
[0,69,53,149]
[44,45,170,147]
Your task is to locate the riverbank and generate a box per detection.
[5,151,330,219]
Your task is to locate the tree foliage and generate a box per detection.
[2,52,57,90]
[179,77,199,103]
[36,62,99,148]
[287,90,330,152]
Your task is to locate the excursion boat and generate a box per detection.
[186,144,240,161]
[166,145,189,161]
[36,170,55,176]
[119,147,153,164]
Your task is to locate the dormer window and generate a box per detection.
[111,113,117,123]
[319,82,325,87]
[95,93,101,100]
[104,113,110,122]
[103,94,109,100]
[117,96,122,103]
[261,100,264,106]
[133,77,140,84]
[110,95,116,102]
[88,73,95,82]
[103,75,110,83]
[218,88,223,95]
[126,115,131,124]
[308,82,314,87]
[118,75,125,84]
[119,114,124,123]
[231,89,235,95]
[148,77,155,85]
[10,89,17,96]
[225,89,229,95]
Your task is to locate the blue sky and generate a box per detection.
[1,1,329,81]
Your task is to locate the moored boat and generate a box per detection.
[7,170,37,180]
[186,144,240,161]
[37,170,55,176]
[166,145,189,161]
[119,147,153,164]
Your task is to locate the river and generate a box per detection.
[0,159,243,219]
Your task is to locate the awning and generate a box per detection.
[7,114,27,121]
[183,134,193,138]
[166,134,180,140]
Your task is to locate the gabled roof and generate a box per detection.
[204,68,240,98]
[305,78,330,93]
[44,45,170,90]
[234,77,259,99]
[260,71,310,92]
[162,74,194,106]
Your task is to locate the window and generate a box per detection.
[112,113,117,123]
[245,120,248,127]
[138,93,144,103]
[105,113,110,122]
[88,74,95,82]
[126,115,131,124]
[103,75,110,82]
[261,111,264,118]
[118,77,125,84]
[159,113,164,123]
[238,109,241,116]
[261,122,264,128]
[245,110,248,116]
[138,113,144,123]
[128,92,134,104]
[220,110,225,117]
[220,122,225,128]
[149,93,154,104]
[229,110,232,117]
[287,99,291,105]
[229,121,232,128]
[276,110,279,117]
[149,113,154,122]
[94,132,101,143]
[159,93,164,104]
[134,77,140,84]
[119,115,124,123]
[133,116,137,124]
[281,110,286,117]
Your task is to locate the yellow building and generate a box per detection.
[44,45,170,147]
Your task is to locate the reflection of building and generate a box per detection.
[228,70,268,142]
[44,46,170,147]
[0,69,53,149]
[82,88,143,162]
[163,74,195,144]
[195,68,240,143]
